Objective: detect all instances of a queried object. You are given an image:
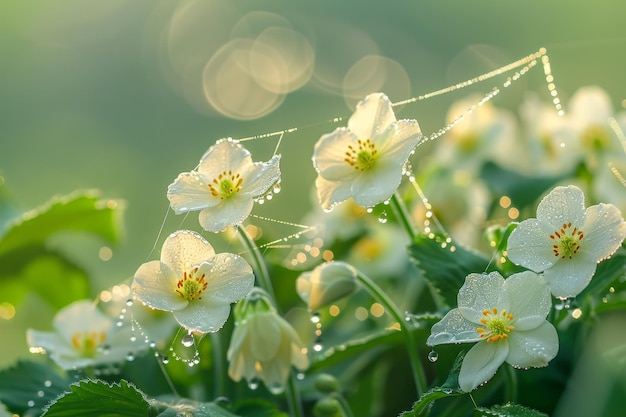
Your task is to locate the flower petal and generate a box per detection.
[350,162,402,207]
[580,203,626,262]
[160,230,216,276]
[347,93,396,140]
[536,185,586,228]
[198,198,254,232]
[457,272,508,324]
[505,271,551,330]
[375,119,423,162]
[543,252,598,298]
[313,128,362,181]
[132,260,187,312]
[506,219,557,272]
[506,321,558,368]
[53,301,112,343]
[198,139,253,179]
[458,341,508,392]
[201,253,254,303]
[315,175,354,211]
[249,313,282,361]
[241,154,281,198]
[427,308,481,346]
[167,172,217,214]
[173,300,231,333]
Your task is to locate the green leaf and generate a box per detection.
[473,403,548,417]
[409,234,492,308]
[479,161,565,210]
[0,248,89,308]
[398,386,464,417]
[0,360,71,416]
[230,399,288,417]
[42,379,149,417]
[580,246,626,298]
[0,191,124,308]
[0,190,123,256]
[151,397,241,417]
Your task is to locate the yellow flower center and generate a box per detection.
[550,222,584,259]
[477,307,514,343]
[71,331,107,357]
[580,124,611,151]
[209,170,242,199]
[176,267,208,301]
[344,139,379,171]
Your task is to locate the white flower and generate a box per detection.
[296,261,357,311]
[507,185,626,298]
[312,92,423,211]
[132,230,254,333]
[167,138,281,233]
[227,290,309,394]
[427,271,558,392]
[27,300,142,370]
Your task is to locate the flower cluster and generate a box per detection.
[21,84,626,417]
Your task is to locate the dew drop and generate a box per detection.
[116,321,123,327]
[265,194,273,201]
[257,198,265,205]
[37,390,44,398]
[442,388,453,394]
[161,355,169,364]
[310,312,321,324]
[366,207,374,213]
[248,379,259,390]
[378,211,388,224]
[100,344,111,355]
[268,383,284,395]
[126,299,133,307]
[182,334,194,347]
[428,350,439,363]
[296,372,305,380]
[313,339,323,352]
[44,380,52,388]
[130,335,137,343]
[126,352,135,361]
[149,341,156,348]
[27,400,35,407]
[273,184,281,193]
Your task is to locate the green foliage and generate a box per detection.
[473,403,548,417]
[0,360,71,416]
[42,379,149,417]
[479,162,565,210]
[409,234,492,309]
[0,191,123,308]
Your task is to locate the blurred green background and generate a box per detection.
[0,0,624,390]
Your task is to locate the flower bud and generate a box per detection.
[296,262,357,311]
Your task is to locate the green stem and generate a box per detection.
[237,226,276,302]
[332,393,355,417]
[210,332,225,398]
[356,271,427,396]
[236,226,304,417]
[390,192,418,241]
[502,364,518,403]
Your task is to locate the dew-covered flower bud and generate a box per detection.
[296,261,357,311]
[227,289,309,394]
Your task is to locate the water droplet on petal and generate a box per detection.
[378,211,388,224]
[126,352,135,361]
[126,299,133,306]
[428,350,439,363]
[130,335,137,342]
[313,338,323,352]
[161,355,169,364]
[273,184,281,193]
[248,379,259,390]
[268,383,284,395]
[182,334,194,347]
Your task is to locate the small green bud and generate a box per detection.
[314,373,340,394]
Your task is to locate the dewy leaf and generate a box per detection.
[473,403,548,417]
[0,360,71,416]
[398,386,464,417]
[42,379,149,417]
[0,190,123,256]
[409,234,492,308]
[151,397,242,417]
